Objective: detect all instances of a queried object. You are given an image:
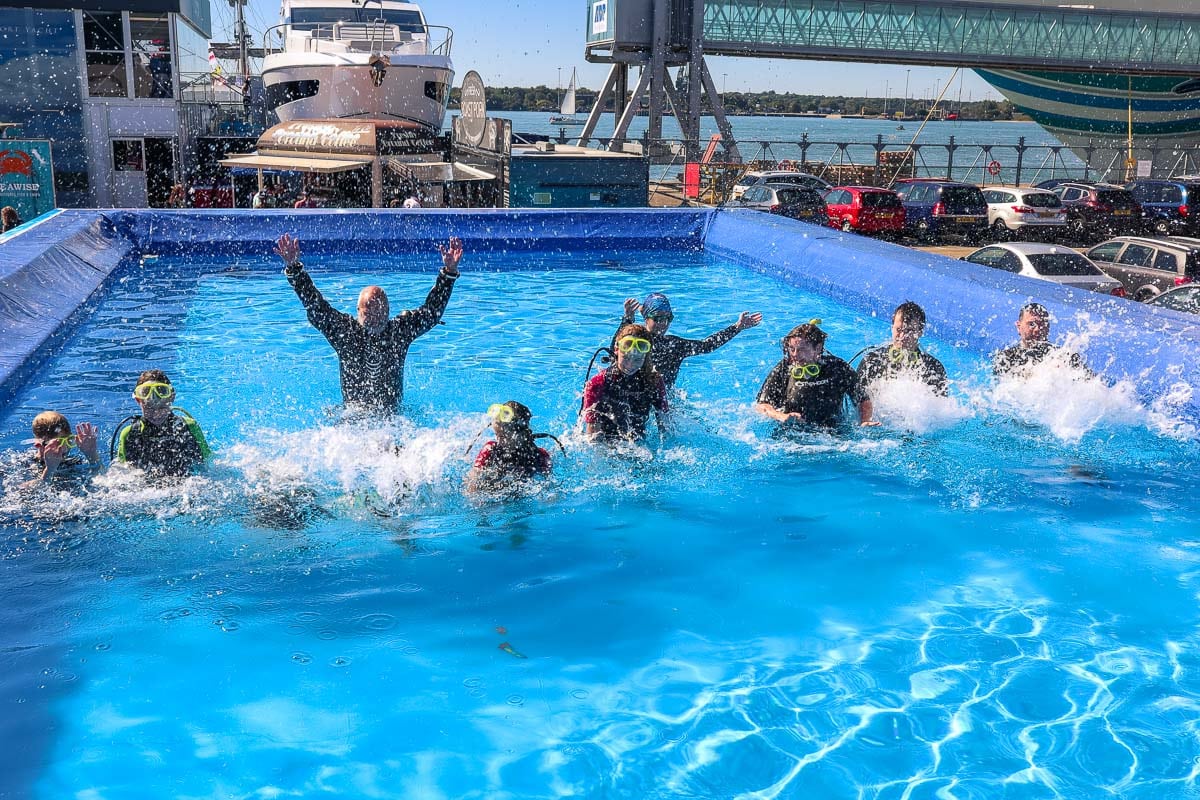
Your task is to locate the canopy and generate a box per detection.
[219,153,373,174]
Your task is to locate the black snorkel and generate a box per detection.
[108,415,141,461]
[578,345,614,419]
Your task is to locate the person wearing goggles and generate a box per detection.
[275,233,464,414]
[25,410,101,485]
[583,323,669,442]
[993,302,1091,378]
[614,292,763,391]
[855,301,949,396]
[114,370,211,478]
[464,400,558,494]
[755,320,877,428]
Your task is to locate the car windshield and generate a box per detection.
[735,176,758,187]
[1022,193,1062,209]
[775,189,821,206]
[862,192,901,208]
[1027,253,1105,276]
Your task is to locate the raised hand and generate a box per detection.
[40,439,66,481]
[736,311,763,331]
[438,237,464,275]
[274,233,301,266]
[75,422,100,464]
[623,297,640,320]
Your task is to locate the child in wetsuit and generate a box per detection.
[115,370,211,478]
[465,401,552,494]
[583,323,669,442]
[26,411,102,485]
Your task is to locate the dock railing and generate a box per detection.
[566,130,1200,196]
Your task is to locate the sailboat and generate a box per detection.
[550,68,584,125]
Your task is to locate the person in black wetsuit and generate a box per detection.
[583,323,669,442]
[116,370,212,478]
[613,292,762,390]
[993,302,1091,378]
[755,320,878,428]
[856,301,949,396]
[24,411,102,487]
[275,233,463,413]
[465,401,553,494]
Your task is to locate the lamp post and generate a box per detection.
[902,69,910,119]
[722,72,728,96]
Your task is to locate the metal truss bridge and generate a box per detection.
[700,1,1200,75]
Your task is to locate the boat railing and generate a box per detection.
[263,23,452,58]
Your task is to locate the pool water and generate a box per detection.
[2,248,1200,798]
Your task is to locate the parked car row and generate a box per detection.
[961,235,1200,305]
[730,170,1200,245]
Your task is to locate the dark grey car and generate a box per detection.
[1084,236,1200,301]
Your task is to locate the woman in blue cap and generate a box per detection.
[613,292,762,391]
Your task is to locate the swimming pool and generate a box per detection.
[3,210,1200,798]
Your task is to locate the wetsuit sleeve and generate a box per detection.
[756,363,788,408]
[674,324,741,359]
[927,356,949,395]
[393,270,457,342]
[472,441,495,469]
[285,262,354,346]
[856,349,885,397]
[992,345,1017,376]
[654,373,669,413]
[1068,352,1096,378]
[840,360,868,406]
[582,372,606,423]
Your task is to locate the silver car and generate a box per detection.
[962,243,1125,295]
[982,186,1067,238]
[731,170,831,200]
[1147,284,1200,315]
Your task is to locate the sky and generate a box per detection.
[224,0,1004,101]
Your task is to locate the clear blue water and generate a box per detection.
[2,247,1200,798]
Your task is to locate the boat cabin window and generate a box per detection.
[288,8,425,32]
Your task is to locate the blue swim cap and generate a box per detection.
[642,292,672,318]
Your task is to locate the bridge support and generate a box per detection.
[580,0,741,163]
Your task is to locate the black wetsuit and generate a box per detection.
[993,340,1089,377]
[613,317,742,389]
[757,354,866,428]
[117,413,210,477]
[583,367,669,441]
[285,262,457,412]
[857,345,949,396]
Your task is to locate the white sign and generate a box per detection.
[1136,159,1153,178]
[592,0,608,35]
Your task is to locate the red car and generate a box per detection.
[823,186,906,234]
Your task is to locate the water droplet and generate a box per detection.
[506,694,525,706]
[330,656,351,667]
[291,652,312,664]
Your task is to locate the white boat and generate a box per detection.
[261,0,453,129]
[550,68,584,126]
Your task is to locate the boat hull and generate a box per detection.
[976,68,1200,176]
[262,55,453,129]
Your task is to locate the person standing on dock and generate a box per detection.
[613,293,762,391]
[274,233,463,413]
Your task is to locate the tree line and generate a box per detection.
[449,86,1019,120]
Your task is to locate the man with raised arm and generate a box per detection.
[274,233,463,413]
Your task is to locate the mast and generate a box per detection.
[231,0,250,95]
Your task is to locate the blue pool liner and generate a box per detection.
[1,208,1198,419]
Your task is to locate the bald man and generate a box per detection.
[275,233,463,412]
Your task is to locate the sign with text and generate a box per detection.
[0,140,55,221]
[459,71,487,147]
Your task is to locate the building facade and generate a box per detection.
[0,1,212,207]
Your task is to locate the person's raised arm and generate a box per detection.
[397,237,463,338]
[681,311,763,357]
[75,422,102,469]
[275,233,345,336]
